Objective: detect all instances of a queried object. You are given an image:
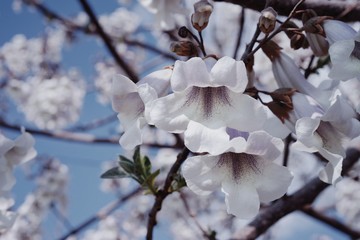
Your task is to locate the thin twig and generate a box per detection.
[282,134,293,167]
[233,7,246,59]
[57,187,141,240]
[212,0,360,22]
[50,202,73,231]
[244,0,306,61]
[302,206,360,239]
[67,113,118,132]
[146,148,190,240]
[179,192,216,240]
[78,0,139,82]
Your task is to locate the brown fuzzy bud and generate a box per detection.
[191,0,213,32]
[170,41,198,57]
[259,7,277,34]
[261,40,282,62]
[290,33,308,50]
[267,88,297,123]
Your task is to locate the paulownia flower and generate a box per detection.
[148,57,267,153]
[328,30,360,81]
[282,93,360,184]
[111,69,171,150]
[262,41,332,108]
[182,131,293,219]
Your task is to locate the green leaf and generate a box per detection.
[119,156,134,174]
[142,169,160,194]
[100,167,129,179]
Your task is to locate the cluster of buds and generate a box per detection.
[284,21,309,50]
[258,7,277,34]
[191,0,213,32]
[302,9,330,56]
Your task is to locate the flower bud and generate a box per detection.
[191,0,213,32]
[170,41,198,57]
[178,26,189,38]
[259,7,277,34]
[290,33,309,50]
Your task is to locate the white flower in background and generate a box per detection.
[112,68,172,150]
[0,29,65,77]
[282,93,360,184]
[148,57,267,154]
[95,61,122,105]
[328,31,360,81]
[182,131,292,219]
[0,131,36,233]
[139,0,187,30]
[1,159,68,240]
[7,72,85,130]
[335,178,360,231]
[99,8,140,38]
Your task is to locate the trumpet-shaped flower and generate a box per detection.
[182,131,293,219]
[328,31,360,81]
[148,57,267,153]
[284,93,360,184]
[111,69,171,150]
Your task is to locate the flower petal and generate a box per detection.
[318,157,343,185]
[182,155,223,195]
[210,57,248,92]
[222,180,260,219]
[244,131,283,160]
[184,122,231,155]
[171,58,211,92]
[323,20,356,44]
[255,160,293,202]
[119,117,145,150]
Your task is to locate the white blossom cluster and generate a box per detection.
[111,1,360,219]
[1,159,68,239]
[0,131,36,234]
[6,72,85,130]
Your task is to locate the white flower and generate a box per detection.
[287,93,360,184]
[99,8,140,38]
[0,131,36,233]
[335,178,360,231]
[148,57,267,154]
[139,0,187,30]
[0,211,17,233]
[323,20,356,45]
[328,31,360,81]
[271,51,333,108]
[7,73,85,130]
[112,68,172,150]
[182,131,293,219]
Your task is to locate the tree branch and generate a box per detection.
[213,0,360,22]
[234,148,360,240]
[146,147,190,240]
[0,118,181,149]
[57,187,141,240]
[78,0,139,82]
[302,206,360,239]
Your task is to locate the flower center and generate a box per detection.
[217,152,260,182]
[351,41,360,60]
[185,86,231,118]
